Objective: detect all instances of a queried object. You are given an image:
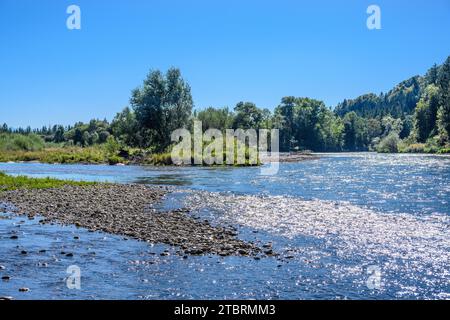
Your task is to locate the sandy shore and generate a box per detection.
[0,184,263,257]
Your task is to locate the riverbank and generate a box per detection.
[0,147,321,166]
[0,174,263,257]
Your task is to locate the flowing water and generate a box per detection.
[0,153,449,299]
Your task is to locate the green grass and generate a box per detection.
[0,171,96,192]
[0,146,123,164]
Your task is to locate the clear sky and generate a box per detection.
[1,0,449,128]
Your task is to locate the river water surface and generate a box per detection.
[0,153,449,299]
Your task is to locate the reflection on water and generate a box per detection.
[0,153,449,299]
[183,191,450,299]
[1,153,448,215]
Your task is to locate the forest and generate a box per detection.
[1,56,450,164]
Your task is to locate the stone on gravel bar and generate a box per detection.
[0,184,262,257]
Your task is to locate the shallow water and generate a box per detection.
[0,153,449,299]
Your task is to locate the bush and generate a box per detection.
[401,143,426,153]
[423,136,440,153]
[0,133,44,152]
[105,136,120,155]
[438,147,450,154]
[376,133,400,153]
[107,155,123,165]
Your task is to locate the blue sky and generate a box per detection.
[1,0,449,128]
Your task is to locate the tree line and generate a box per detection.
[2,56,450,153]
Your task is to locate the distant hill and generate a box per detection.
[334,63,442,119]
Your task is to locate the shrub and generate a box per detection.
[107,155,123,165]
[0,133,45,152]
[376,133,400,153]
[401,143,426,153]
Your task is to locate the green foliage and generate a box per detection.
[104,135,121,155]
[335,76,422,118]
[107,155,123,165]
[131,68,193,151]
[376,132,400,153]
[0,147,119,164]
[233,102,265,130]
[274,97,343,151]
[413,84,440,142]
[0,133,45,151]
[438,147,450,154]
[110,107,140,146]
[437,57,450,144]
[0,172,95,192]
[196,107,234,131]
[62,119,110,146]
[1,57,449,157]
[400,143,427,153]
[342,112,368,151]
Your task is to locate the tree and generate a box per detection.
[73,128,83,146]
[425,63,439,85]
[111,107,139,146]
[292,97,327,150]
[131,68,193,151]
[381,115,403,137]
[1,123,8,133]
[437,57,450,144]
[98,131,111,144]
[273,97,296,151]
[233,102,263,130]
[342,112,368,151]
[82,131,91,146]
[413,84,440,142]
[53,125,66,143]
[196,107,234,131]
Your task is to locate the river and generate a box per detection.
[0,153,449,299]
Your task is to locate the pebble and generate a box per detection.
[0,184,267,257]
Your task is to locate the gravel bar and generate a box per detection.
[0,184,262,257]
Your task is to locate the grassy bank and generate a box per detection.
[0,147,116,164]
[0,172,96,192]
[0,148,260,166]
[0,133,123,165]
[0,133,261,166]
